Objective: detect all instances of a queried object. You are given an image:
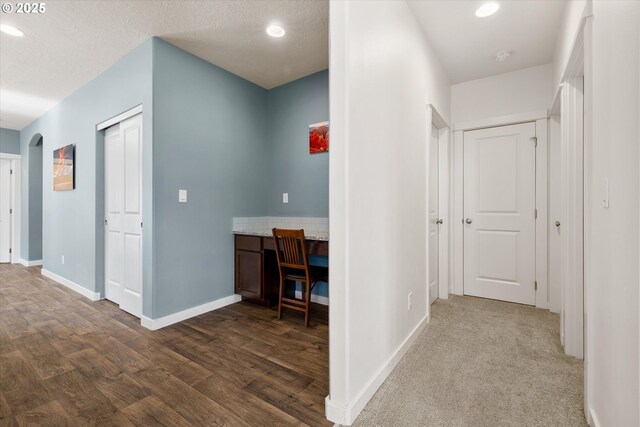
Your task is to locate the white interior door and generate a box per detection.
[105,113,142,317]
[429,125,439,304]
[0,159,11,263]
[463,122,536,305]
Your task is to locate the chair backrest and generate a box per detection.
[271,228,310,273]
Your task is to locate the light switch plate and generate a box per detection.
[179,189,187,203]
[283,193,288,204]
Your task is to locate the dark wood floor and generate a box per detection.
[0,264,330,426]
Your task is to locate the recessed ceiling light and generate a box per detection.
[0,24,24,37]
[266,25,285,38]
[476,2,500,18]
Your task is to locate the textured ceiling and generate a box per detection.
[0,0,328,130]
[407,0,565,84]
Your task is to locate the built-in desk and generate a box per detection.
[234,231,328,306]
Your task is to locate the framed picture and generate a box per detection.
[309,121,329,154]
[53,144,75,191]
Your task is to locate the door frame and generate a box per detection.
[96,105,144,318]
[451,111,549,309]
[0,153,20,264]
[426,104,450,303]
[558,21,587,362]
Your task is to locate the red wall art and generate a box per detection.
[309,121,329,154]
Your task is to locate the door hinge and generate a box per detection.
[9,208,12,214]
[9,248,11,254]
[535,281,538,291]
[535,209,538,219]
[140,222,143,228]
[530,137,538,147]
[10,169,13,175]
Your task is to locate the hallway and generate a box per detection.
[354,296,586,426]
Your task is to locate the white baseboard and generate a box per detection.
[141,294,242,330]
[19,259,42,267]
[325,313,430,425]
[294,290,329,306]
[41,268,101,301]
[588,407,600,427]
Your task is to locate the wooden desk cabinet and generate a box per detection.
[234,234,328,306]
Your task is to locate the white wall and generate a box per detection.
[553,0,589,90]
[450,63,553,125]
[328,0,450,424]
[584,1,639,425]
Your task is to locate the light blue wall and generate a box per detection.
[28,139,42,260]
[152,39,268,317]
[19,40,154,310]
[17,36,328,318]
[267,71,329,298]
[0,128,20,154]
[267,70,329,217]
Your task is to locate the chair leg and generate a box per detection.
[304,280,311,327]
[277,277,284,320]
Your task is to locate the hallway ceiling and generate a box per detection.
[407,0,566,84]
[0,0,328,130]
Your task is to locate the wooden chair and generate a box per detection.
[271,228,327,327]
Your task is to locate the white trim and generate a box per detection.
[141,294,242,330]
[453,110,548,132]
[427,103,450,129]
[561,76,584,360]
[294,290,329,306]
[452,130,464,296]
[425,106,433,309]
[11,159,20,264]
[324,397,348,426]
[41,268,101,301]
[0,154,21,264]
[427,104,451,302]
[18,258,42,267]
[550,84,563,117]
[437,126,450,300]
[325,314,430,425]
[588,407,600,427]
[19,259,42,267]
[96,104,143,131]
[582,18,592,419]
[535,119,549,309]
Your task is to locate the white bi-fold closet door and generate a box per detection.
[463,122,536,305]
[104,113,143,317]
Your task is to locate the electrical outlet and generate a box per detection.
[283,193,289,204]
[61,255,65,265]
[408,292,412,311]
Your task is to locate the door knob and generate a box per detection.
[555,221,561,227]
[465,218,472,224]
[436,219,444,225]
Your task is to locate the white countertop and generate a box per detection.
[233,229,329,241]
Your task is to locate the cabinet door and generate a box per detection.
[235,250,262,299]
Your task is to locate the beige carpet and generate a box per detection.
[353,296,586,426]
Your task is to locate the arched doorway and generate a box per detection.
[28,133,43,263]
